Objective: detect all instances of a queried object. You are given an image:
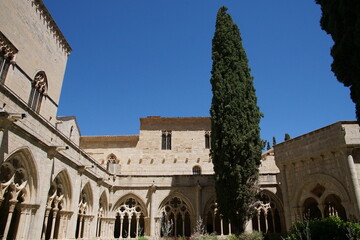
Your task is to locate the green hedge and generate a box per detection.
[283,216,360,240]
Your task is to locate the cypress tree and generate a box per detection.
[316,0,360,122]
[267,141,271,150]
[272,136,277,147]
[284,133,291,141]
[210,6,262,233]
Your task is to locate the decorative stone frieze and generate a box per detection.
[29,0,72,55]
[0,31,18,58]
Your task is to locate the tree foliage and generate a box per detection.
[316,0,360,121]
[272,137,276,147]
[284,133,291,141]
[283,216,360,240]
[210,6,262,233]
[266,142,271,151]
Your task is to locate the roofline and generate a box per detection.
[275,120,357,147]
[32,0,72,55]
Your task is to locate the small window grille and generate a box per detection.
[193,166,201,175]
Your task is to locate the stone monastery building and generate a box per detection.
[1,0,360,239]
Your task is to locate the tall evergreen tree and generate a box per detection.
[210,6,262,233]
[266,141,271,150]
[316,0,360,122]
[272,136,277,147]
[284,133,291,141]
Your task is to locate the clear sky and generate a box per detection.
[43,0,355,146]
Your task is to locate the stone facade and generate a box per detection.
[0,0,359,239]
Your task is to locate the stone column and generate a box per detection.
[3,200,18,240]
[279,165,292,230]
[220,216,224,236]
[49,208,58,240]
[41,207,52,240]
[196,183,202,221]
[228,221,231,235]
[149,184,156,237]
[120,216,124,238]
[347,153,360,219]
[127,216,131,238]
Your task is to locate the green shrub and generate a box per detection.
[190,233,218,240]
[226,234,239,240]
[138,236,148,240]
[283,216,360,240]
[238,231,263,240]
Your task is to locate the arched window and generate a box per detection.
[193,166,201,175]
[0,49,11,83]
[252,193,283,234]
[114,197,146,238]
[0,31,17,83]
[204,199,232,235]
[303,197,321,219]
[159,196,192,237]
[28,71,47,113]
[0,158,28,239]
[324,194,346,220]
[41,170,72,240]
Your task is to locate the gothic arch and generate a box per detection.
[203,195,233,235]
[107,153,119,164]
[3,147,39,202]
[158,192,195,237]
[99,190,109,216]
[0,148,39,239]
[96,190,109,238]
[113,193,148,238]
[51,169,72,210]
[158,192,195,217]
[41,169,73,240]
[252,190,285,234]
[75,181,95,239]
[80,182,94,214]
[294,173,350,208]
[112,193,148,216]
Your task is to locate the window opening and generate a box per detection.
[28,71,47,113]
[162,131,172,150]
[205,132,211,149]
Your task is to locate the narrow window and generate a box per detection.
[28,71,47,113]
[161,131,172,150]
[0,50,11,83]
[205,132,211,149]
[193,166,201,175]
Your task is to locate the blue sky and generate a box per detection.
[43,0,355,146]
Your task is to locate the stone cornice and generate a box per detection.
[0,31,18,57]
[30,0,72,56]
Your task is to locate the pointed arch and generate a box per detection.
[158,192,195,237]
[112,193,148,216]
[50,169,72,210]
[252,190,285,234]
[2,147,39,202]
[29,71,48,113]
[80,182,94,214]
[294,173,351,211]
[96,190,109,238]
[107,153,119,164]
[0,147,39,239]
[99,190,109,216]
[158,192,195,217]
[113,193,148,238]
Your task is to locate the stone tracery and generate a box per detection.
[114,196,146,238]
